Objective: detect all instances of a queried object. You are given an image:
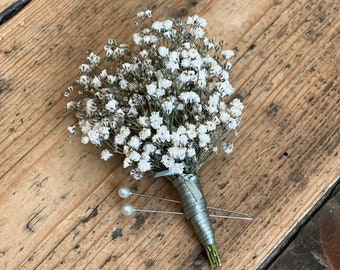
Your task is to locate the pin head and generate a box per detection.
[119,186,132,198]
[122,203,135,216]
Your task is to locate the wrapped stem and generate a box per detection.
[170,174,221,267]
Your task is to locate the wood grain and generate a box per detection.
[0,0,18,14]
[0,0,339,269]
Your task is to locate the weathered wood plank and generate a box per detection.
[0,0,339,269]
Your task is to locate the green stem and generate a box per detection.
[205,244,222,268]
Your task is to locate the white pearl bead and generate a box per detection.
[122,204,135,216]
[118,186,131,198]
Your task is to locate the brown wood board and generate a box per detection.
[0,0,339,269]
[0,0,18,14]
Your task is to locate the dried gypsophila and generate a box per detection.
[66,10,244,267]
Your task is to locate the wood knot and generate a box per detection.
[172,5,189,18]
[171,0,199,18]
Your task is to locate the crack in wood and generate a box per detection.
[0,0,31,25]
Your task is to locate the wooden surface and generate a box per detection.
[0,0,339,269]
[0,0,16,13]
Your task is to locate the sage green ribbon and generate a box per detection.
[155,171,215,246]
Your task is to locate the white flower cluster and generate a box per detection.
[66,11,244,180]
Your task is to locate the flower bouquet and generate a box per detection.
[66,10,244,268]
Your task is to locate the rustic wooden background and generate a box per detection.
[0,0,339,269]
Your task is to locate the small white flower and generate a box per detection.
[187,148,196,157]
[206,121,216,131]
[230,99,244,117]
[167,61,179,72]
[129,151,141,162]
[91,76,102,89]
[222,142,234,154]
[67,125,76,134]
[144,10,152,18]
[130,168,144,180]
[222,50,235,59]
[87,52,101,67]
[120,126,131,138]
[100,69,108,79]
[107,75,117,84]
[210,64,222,76]
[133,33,143,45]
[114,134,126,145]
[217,81,234,97]
[137,11,145,18]
[186,125,197,139]
[81,135,89,144]
[138,116,149,127]
[197,17,207,27]
[226,62,233,70]
[158,78,172,89]
[139,128,151,140]
[66,101,76,110]
[101,149,113,161]
[119,79,128,89]
[143,143,157,153]
[192,27,205,38]
[168,162,185,175]
[228,118,239,130]
[219,111,232,123]
[150,112,163,129]
[197,124,207,134]
[85,99,97,115]
[181,58,190,68]
[198,133,210,147]
[158,46,169,57]
[123,157,132,168]
[163,20,173,30]
[137,159,152,172]
[105,99,118,112]
[161,154,175,168]
[88,130,101,145]
[168,147,186,160]
[79,64,91,72]
[152,21,163,31]
[128,136,141,150]
[162,100,175,114]
[179,91,200,103]
[146,82,157,96]
[79,75,90,86]
[169,51,179,62]
[153,125,171,143]
[143,35,151,44]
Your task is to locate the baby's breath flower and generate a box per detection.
[79,64,91,72]
[139,128,151,140]
[87,52,100,67]
[137,159,152,172]
[152,21,163,31]
[67,125,76,134]
[158,46,169,57]
[101,149,113,161]
[222,50,235,59]
[128,136,142,150]
[161,100,175,114]
[222,142,234,154]
[179,91,200,104]
[150,112,163,129]
[66,10,243,178]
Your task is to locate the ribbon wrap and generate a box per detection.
[170,174,215,247]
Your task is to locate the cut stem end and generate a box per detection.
[205,244,222,268]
